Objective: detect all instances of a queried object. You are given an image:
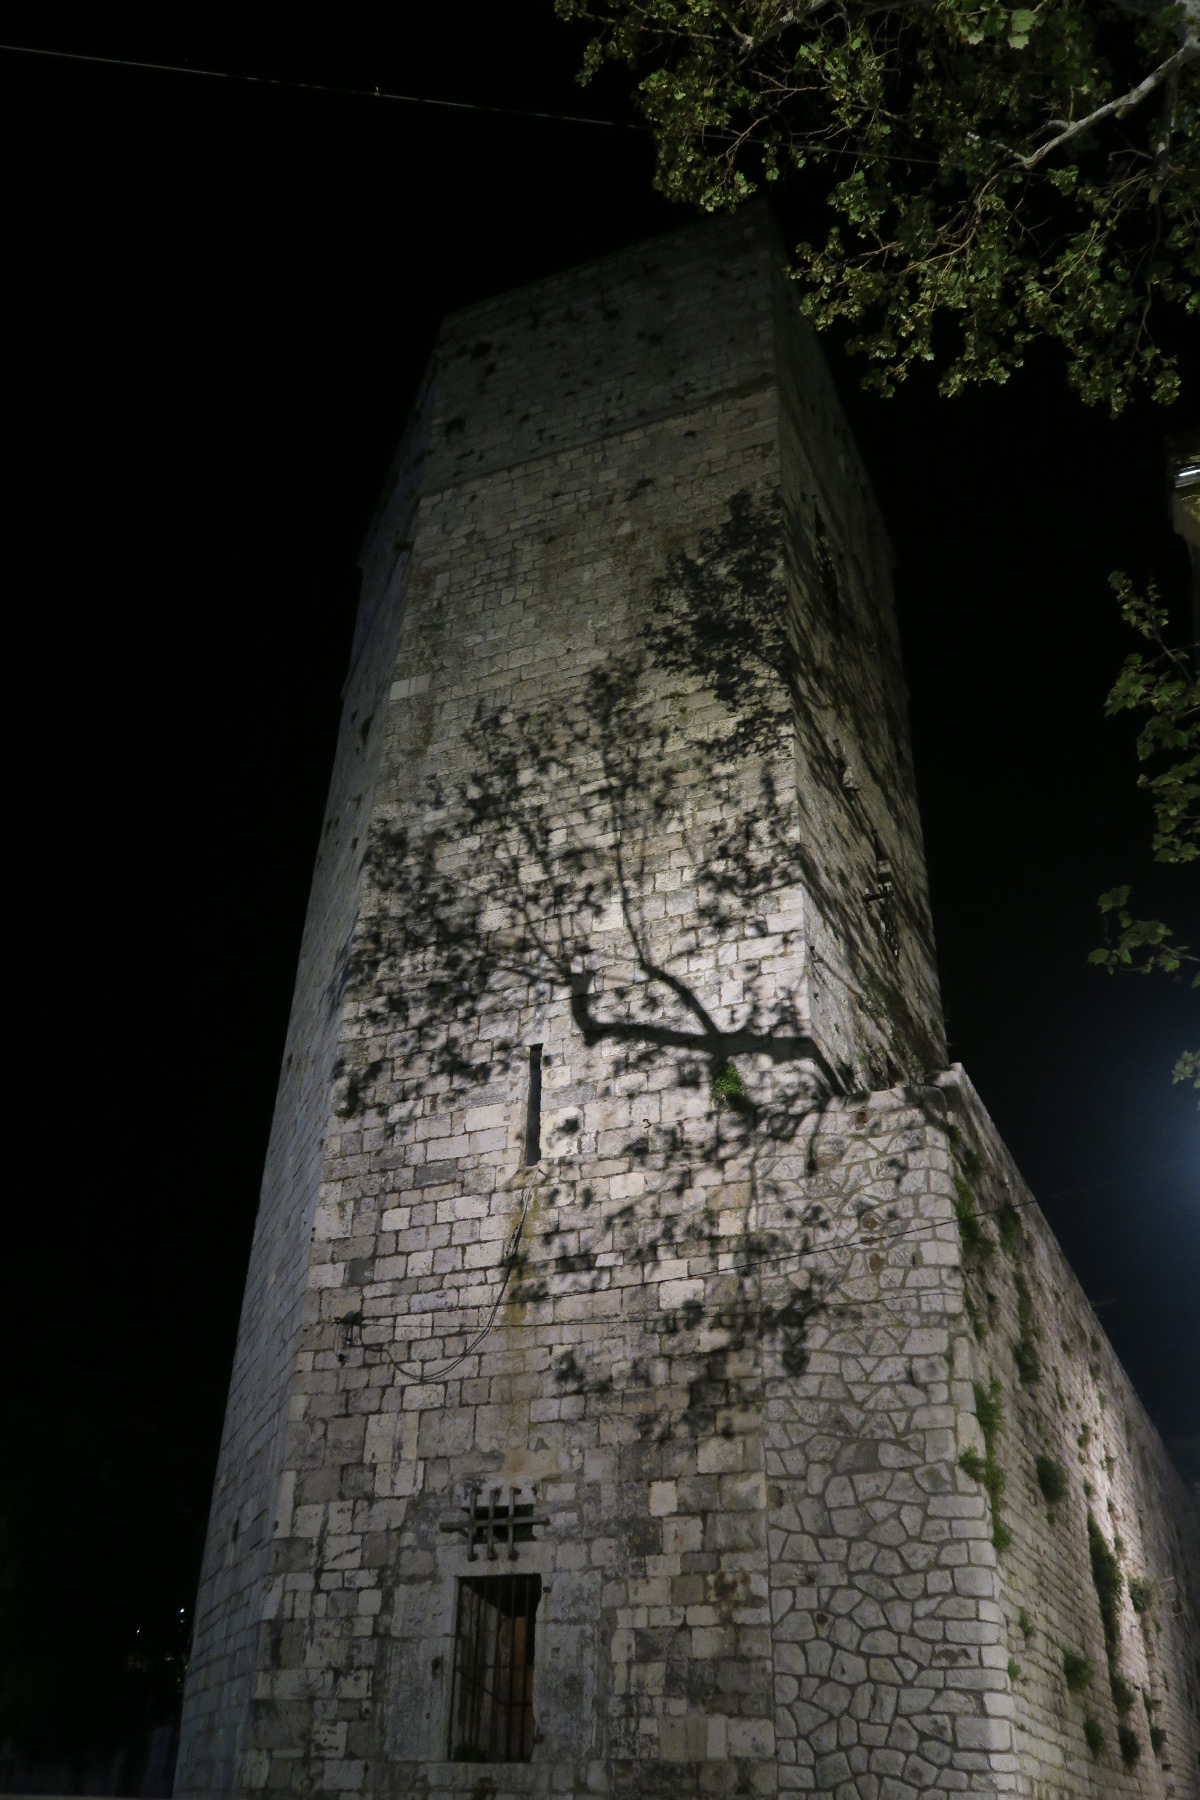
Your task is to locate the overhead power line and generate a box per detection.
[0,39,646,131]
[0,38,962,169]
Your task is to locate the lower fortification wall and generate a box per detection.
[937,1069,1200,1800]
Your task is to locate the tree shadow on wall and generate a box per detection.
[341,490,944,1410]
[349,489,935,1132]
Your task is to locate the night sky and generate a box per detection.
[2,2,1196,1770]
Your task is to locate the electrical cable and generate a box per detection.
[0,38,1000,170]
[0,40,644,131]
[339,1185,535,1381]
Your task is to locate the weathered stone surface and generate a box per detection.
[175,211,1200,1800]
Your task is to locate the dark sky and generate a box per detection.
[2,1,1196,1766]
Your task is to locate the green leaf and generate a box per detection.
[562,0,1199,410]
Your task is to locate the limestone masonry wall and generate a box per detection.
[176,213,1199,1800]
[175,383,433,1795]
[770,264,943,1086]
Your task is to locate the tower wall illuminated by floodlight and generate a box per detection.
[176,212,1200,1800]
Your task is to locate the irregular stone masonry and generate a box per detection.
[175,211,1200,1800]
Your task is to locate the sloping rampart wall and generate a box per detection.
[940,1071,1200,1799]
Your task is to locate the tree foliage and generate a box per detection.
[1089,574,1198,1090]
[558,0,1199,409]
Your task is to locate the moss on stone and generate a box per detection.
[1088,1511,1123,1663]
[1013,1274,1041,1385]
[996,1199,1023,1255]
[710,1062,745,1103]
[1035,1455,1068,1507]
[1110,1671,1135,1714]
[1129,1575,1155,1614]
[953,1175,995,1266]
[1063,1650,1093,1692]
[974,1377,1003,1438]
[969,1378,1010,1551]
[1118,1723,1141,1765]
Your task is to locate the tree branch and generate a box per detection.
[1148,66,1179,205]
[1009,37,1198,170]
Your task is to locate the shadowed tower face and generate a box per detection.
[176,214,1200,1800]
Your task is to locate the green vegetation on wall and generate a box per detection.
[952,1175,995,1268]
[1088,1511,1123,1662]
[710,1063,745,1105]
[947,1132,1177,1779]
[1110,1672,1135,1715]
[1118,1723,1142,1765]
[1063,1650,1093,1693]
[961,1378,1010,1552]
[1035,1456,1067,1511]
[1084,1509,1148,1770]
[1129,1575,1156,1614]
[963,1289,986,1344]
[1013,1275,1041,1385]
[996,1199,1023,1257]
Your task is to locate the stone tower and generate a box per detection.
[176,212,1200,1800]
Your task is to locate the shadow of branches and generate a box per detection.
[347,490,937,1142]
[333,492,950,1423]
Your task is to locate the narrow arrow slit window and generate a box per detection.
[524,1044,542,1165]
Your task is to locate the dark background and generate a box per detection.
[2,2,1196,1780]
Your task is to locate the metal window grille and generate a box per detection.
[449,1572,540,1763]
[439,1487,547,1561]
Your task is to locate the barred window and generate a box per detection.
[449,1572,540,1762]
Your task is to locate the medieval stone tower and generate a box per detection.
[175,212,1200,1800]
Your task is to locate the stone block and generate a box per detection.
[953,1716,1010,1750]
